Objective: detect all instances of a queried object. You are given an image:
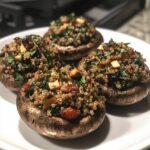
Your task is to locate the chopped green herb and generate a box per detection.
[25,86,34,98]
[6,55,14,64]
[31,35,41,43]
[136,73,142,80]
[124,42,130,47]
[79,76,86,86]
[50,19,61,26]
[40,79,49,89]
[119,70,128,78]
[86,60,99,68]
[109,38,114,45]
[38,104,43,109]
[126,82,132,88]
[14,72,24,86]
[91,61,99,65]
[30,49,41,58]
[43,49,52,64]
[61,101,69,107]
[25,63,35,70]
[30,50,37,56]
[55,19,61,25]
[50,34,60,39]
[73,76,86,86]
[51,106,60,116]
[68,13,75,21]
[86,61,92,68]
[59,71,66,78]
[134,59,142,66]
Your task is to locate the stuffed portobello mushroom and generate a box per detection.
[78,39,150,105]
[43,13,103,61]
[0,35,49,92]
[17,65,106,139]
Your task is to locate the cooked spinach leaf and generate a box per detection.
[6,55,14,64]
[14,72,24,86]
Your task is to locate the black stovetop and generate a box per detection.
[0,0,145,38]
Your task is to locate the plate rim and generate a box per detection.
[0,27,150,150]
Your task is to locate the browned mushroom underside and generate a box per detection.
[0,57,19,92]
[0,71,19,92]
[43,30,103,61]
[99,82,150,105]
[17,95,106,139]
[78,57,150,105]
[99,65,150,105]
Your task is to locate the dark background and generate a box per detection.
[0,0,146,37]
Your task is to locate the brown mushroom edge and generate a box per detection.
[43,30,103,61]
[100,64,150,106]
[0,71,19,92]
[17,95,106,139]
[78,56,150,106]
[99,83,150,106]
[0,56,19,92]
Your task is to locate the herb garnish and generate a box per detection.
[124,42,130,47]
[78,76,86,86]
[68,13,75,21]
[109,38,114,45]
[51,106,60,116]
[43,49,52,65]
[40,78,49,90]
[14,72,24,86]
[6,55,14,64]
[30,49,41,58]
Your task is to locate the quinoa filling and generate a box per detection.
[81,39,150,90]
[48,13,96,47]
[1,35,48,86]
[21,65,105,121]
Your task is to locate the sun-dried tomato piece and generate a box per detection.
[61,107,80,120]
[22,83,30,92]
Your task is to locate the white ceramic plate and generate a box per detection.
[0,27,150,150]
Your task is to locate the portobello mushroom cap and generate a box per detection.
[78,50,150,106]
[99,82,150,105]
[17,94,106,139]
[43,16,103,61]
[0,35,48,92]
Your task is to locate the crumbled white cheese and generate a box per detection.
[15,54,22,60]
[76,18,85,24]
[20,44,26,53]
[48,80,60,90]
[97,44,104,50]
[111,60,120,68]
[60,23,69,30]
